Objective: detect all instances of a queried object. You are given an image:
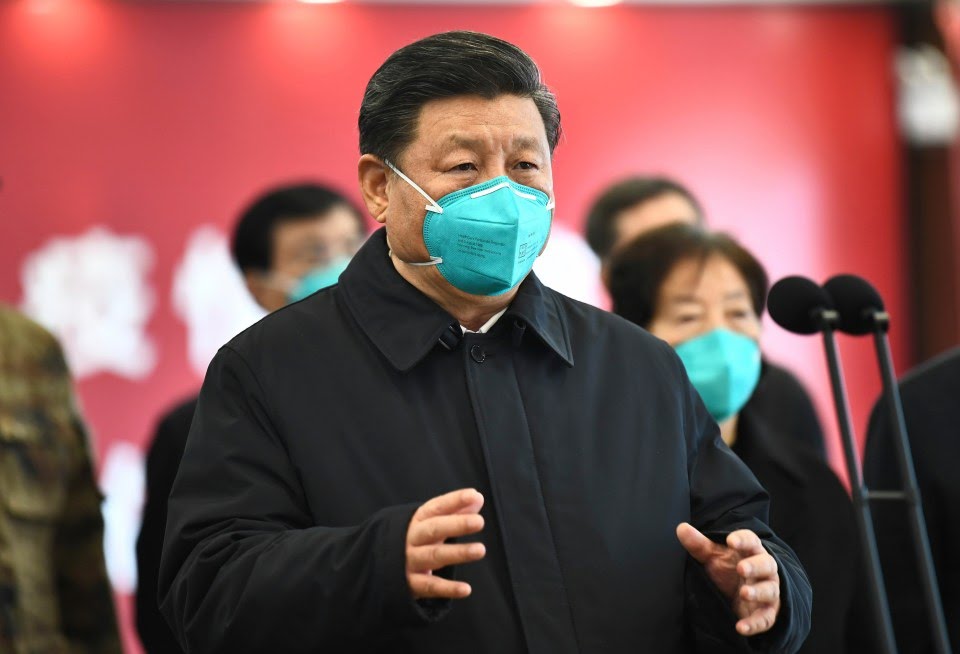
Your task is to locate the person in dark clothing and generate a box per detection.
[608,223,876,653]
[864,346,960,654]
[158,31,812,654]
[135,398,196,654]
[134,183,366,654]
[584,175,826,460]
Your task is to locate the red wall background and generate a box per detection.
[0,1,906,651]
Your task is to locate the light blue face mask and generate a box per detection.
[674,328,762,423]
[287,256,351,303]
[386,161,554,296]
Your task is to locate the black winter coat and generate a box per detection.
[864,347,960,654]
[135,396,195,654]
[159,229,811,654]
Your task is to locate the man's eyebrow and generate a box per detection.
[437,134,546,152]
[439,134,484,151]
[511,136,545,151]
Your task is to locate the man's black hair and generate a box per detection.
[608,223,768,329]
[230,183,363,273]
[358,31,561,165]
[585,176,705,260]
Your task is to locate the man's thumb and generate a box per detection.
[676,522,715,564]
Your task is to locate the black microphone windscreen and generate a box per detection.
[768,276,834,334]
[822,274,885,335]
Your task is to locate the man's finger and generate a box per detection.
[739,580,780,604]
[408,542,486,572]
[409,514,484,546]
[737,552,778,581]
[414,488,484,522]
[675,522,717,564]
[726,529,764,555]
[409,573,473,599]
[736,606,778,636]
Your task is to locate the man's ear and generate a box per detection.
[358,155,390,224]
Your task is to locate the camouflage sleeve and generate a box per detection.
[53,417,122,654]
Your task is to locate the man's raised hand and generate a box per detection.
[407,488,486,599]
[676,522,781,636]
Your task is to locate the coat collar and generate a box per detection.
[338,229,574,372]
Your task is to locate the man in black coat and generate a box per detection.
[864,346,960,653]
[159,31,811,653]
[135,183,366,653]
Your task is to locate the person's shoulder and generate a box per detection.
[158,395,199,428]
[741,411,831,483]
[543,287,682,375]
[223,285,343,358]
[147,395,200,463]
[756,360,816,405]
[547,287,672,350]
[900,346,960,397]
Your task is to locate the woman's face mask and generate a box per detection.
[674,328,762,422]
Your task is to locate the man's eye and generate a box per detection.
[451,163,477,172]
[515,161,538,170]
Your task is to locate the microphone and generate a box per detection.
[767,275,836,334]
[769,274,898,654]
[822,274,952,654]
[823,274,888,335]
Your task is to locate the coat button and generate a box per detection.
[470,344,486,363]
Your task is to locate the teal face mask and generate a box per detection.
[287,256,351,303]
[386,161,554,296]
[673,328,762,423]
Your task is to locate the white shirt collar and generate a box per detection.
[461,308,508,334]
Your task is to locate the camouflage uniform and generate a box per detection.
[0,306,121,654]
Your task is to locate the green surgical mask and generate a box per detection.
[287,256,351,303]
[385,161,554,297]
[674,328,761,423]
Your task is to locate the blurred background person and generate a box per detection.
[584,176,705,272]
[864,346,960,653]
[135,182,367,654]
[0,304,121,653]
[607,224,876,654]
[585,176,827,460]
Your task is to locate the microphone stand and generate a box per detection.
[816,310,899,654]
[868,313,952,654]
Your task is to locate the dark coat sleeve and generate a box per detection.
[135,398,196,654]
[157,347,432,654]
[681,362,812,654]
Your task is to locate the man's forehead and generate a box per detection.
[416,95,546,132]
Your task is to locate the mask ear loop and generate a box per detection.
[383,159,443,266]
[384,160,444,214]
